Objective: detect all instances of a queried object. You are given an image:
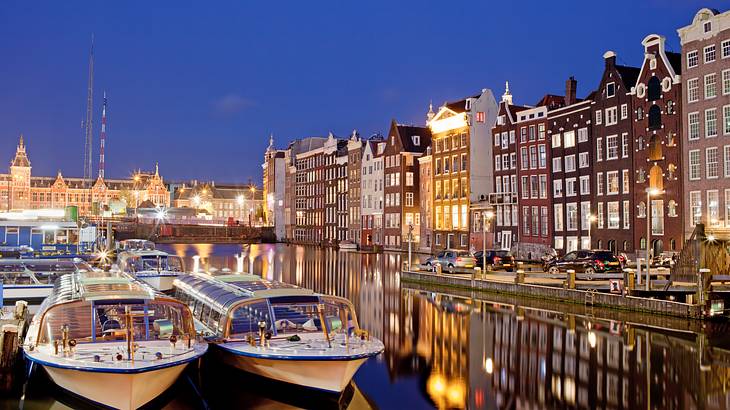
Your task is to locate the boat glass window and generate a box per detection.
[228,301,273,338]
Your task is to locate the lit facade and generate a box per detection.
[262,135,286,239]
[361,138,385,247]
[0,136,169,216]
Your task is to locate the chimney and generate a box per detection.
[603,50,617,68]
[565,76,577,106]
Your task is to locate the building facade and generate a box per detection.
[491,86,522,250]
[429,89,498,251]
[172,182,263,224]
[591,52,640,253]
[1,136,169,216]
[678,8,730,236]
[347,131,364,245]
[286,137,328,243]
[631,34,683,257]
[361,138,385,247]
[262,135,286,239]
[418,151,433,252]
[382,121,431,250]
[323,135,348,244]
[549,84,594,254]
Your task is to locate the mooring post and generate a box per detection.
[698,268,710,307]
[623,268,635,295]
[514,269,525,284]
[567,269,576,289]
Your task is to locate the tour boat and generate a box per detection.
[0,258,93,307]
[173,273,384,393]
[23,270,208,410]
[115,239,185,292]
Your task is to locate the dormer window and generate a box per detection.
[704,21,712,33]
[412,135,420,146]
[497,115,505,125]
[606,82,616,98]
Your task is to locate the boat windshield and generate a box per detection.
[128,256,184,273]
[37,299,194,345]
[227,295,358,338]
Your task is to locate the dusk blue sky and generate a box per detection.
[0,1,726,183]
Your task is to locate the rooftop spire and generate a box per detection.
[427,100,435,123]
[502,81,513,104]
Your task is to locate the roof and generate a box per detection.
[615,64,641,88]
[445,93,481,113]
[174,183,263,201]
[535,94,566,110]
[39,270,158,310]
[393,121,432,153]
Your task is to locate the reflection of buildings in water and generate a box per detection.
[358,256,384,341]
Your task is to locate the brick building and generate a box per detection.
[549,80,594,254]
[591,52,640,253]
[323,134,348,244]
[631,34,683,257]
[418,149,433,252]
[382,120,431,250]
[347,131,365,245]
[678,8,730,236]
[361,137,385,247]
[285,137,327,242]
[429,89,498,251]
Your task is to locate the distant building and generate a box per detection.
[0,136,169,216]
[429,89,498,251]
[383,120,432,250]
[283,136,327,242]
[262,135,286,240]
[678,8,730,237]
[361,137,385,247]
[172,181,263,225]
[347,131,365,245]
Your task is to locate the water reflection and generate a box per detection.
[6,243,730,409]
[157,244,730,409]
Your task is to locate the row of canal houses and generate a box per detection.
[263,8,730,259]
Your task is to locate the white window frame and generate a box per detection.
[705,44,716,64]
[687,78,700,103]
[706,108,718,138]
[687,50,698,68]
[688,112,700,140]
[689,149,701,181]
[705,73,717,100]
[707,146,719,179]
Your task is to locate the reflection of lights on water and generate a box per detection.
[485,357,493,374]
[426,373,466,409]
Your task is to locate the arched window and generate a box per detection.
[608,240,616,252]
[623,240,628,251]
[640,237,646,250]
[597,240,602,249]
[648,105,661,130]
[648,76,661,101]
[670,239,676,251]
[649,164,664,190]
[648,134,663,160]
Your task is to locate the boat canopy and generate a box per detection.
[173,274,359,339]
[29,270,194,347]
[0,258,93,286]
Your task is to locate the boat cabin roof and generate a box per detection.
[117,239,156,251]
[42,270,157,308]
[0,258,90,273]
[118,249,173,258]
[174,273,315,313]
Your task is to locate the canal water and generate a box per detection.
[4,243,730,409]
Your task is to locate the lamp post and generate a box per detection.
[249,186,256,226]
[483,210,494,270]
[645,187,661,291]
[587,214,597,250]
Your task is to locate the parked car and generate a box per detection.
[543,250,622,276]
[651,251,678,268]
[474,249,515,272]
[425,250,477,273]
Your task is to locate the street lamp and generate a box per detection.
[645,187,662,290]
[587,213,597,250]
[483,210,494,271]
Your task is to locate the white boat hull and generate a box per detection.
[2,285,53,301]
[218,348,367,393]
[42,362,188,410]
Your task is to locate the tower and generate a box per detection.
[10,135,32,210]
[98,91,107,179]
[82,34,95,186]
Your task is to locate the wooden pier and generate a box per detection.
[0,302,28,372]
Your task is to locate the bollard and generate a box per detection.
[567,269,576,289]
[13,300,27,321]
[0,324,20,369]
[698,268,711,305]
[623,269,635,294]
[474,267,482,280]
[514,269,525,284]
[435,263,442,275]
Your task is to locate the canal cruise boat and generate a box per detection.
[0,258,94,308]
[173,273,384,393]
[115,239,185,292]
[23,270,208,410]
